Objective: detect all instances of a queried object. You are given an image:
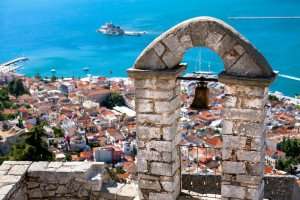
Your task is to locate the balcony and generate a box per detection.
[0,161,299,200]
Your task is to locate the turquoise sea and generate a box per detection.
[1,0,300,96]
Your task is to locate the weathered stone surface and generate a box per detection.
[222,135,246,150]
[221,184,246,199]
[139,179,161,191]
[150,162,173,176]
[223,108,265,122]
[136,99,154,113]
[237,150,263,162]
[223,161,246,174]
[149,192,175,200]
[153,42,166,57]
[135,89,174,100]
[162,50,182,68]
[224,84,267,98]
[8,165,29,176]
[162,34,185,56]
[137,158,148,173]
[135,48,166,70]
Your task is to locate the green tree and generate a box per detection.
[8,79,27,98]
[8,124,54,161]
[276,138,300,174]
[102,92,125,109]
[0,88,12,111]
[51,75,57,82]
[53,127,64,138]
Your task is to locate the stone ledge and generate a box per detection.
[127,64,186,79]
[0,161,107,200]
[219,71,276,87]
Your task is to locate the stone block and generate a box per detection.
[161,50,182,68]
[223,161,246,174]
[205,31,224,51]
[47,162,63,169]
[8,165,29,176]
[224,84,267,98]
[222,120,233,135]
[149,192,175,200]
[135,49,166,70]
[136,99,154,113]
[162,34,185,56]
[223,95,237,108]
[236,175,262,185]
[135,89,174,100]
[137,126,161,140]
[242,97,265,109]
[237,150,263,162]
[179,34,193,49]
[154,97,181,113]
[153,42,166,57]
[223,108,265,122]
[147,140,174,153]
[138,149,161,162]
[0,184,14,195]
[135,78,176,90]
[150,162,173,176]
[162,124,178,140]
[137,158,148,173]
[222,135,246,150]
[190,21,208,46]
[245,162,264,176]
[215,34,236,57]
[234,122,265,137]
[221,184,246,199]
[228,53,263,77]
[139,179,161,191]
[0,175,22,184]
[28,161,49,172]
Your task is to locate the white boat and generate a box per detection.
[97,22,146,36]
[97,23,125,36]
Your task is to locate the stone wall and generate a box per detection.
[182,174,300,200]
[0,161,30,200]
[26,161,104,199]
[0,161,123,200]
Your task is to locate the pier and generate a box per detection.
[0,57,29,73]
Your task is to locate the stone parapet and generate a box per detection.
[0,161,112,200]
[181,174,300,200]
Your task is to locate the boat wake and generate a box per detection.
[278,74,300,82]
[228,16,300,20]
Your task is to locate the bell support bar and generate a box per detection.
[176,76,218,82]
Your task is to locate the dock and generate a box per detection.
[0,57,29,73]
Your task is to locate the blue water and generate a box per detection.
[1,0,300,96]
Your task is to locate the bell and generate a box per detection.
[190,82,209,110]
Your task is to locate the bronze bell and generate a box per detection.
[190,82,209,110]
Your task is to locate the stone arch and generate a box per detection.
[129,17,276,200]
[134,16,274,78]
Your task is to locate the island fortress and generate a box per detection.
[0,17,299,200]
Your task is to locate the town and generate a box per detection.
[1,70,300,183]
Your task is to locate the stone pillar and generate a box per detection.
[128,66,185,200]
[219,74,273,200]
